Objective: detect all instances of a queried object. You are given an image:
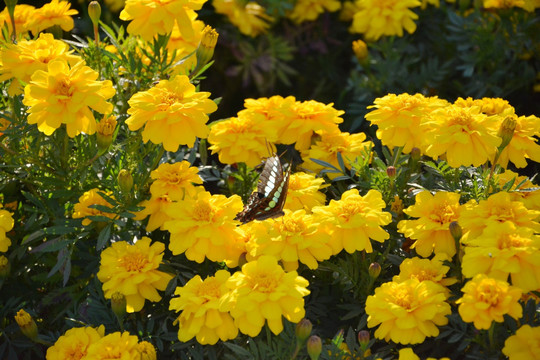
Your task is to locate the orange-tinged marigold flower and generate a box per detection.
[136,341,157,360]
[0,204,14,253]
[149,161,203,200]
[312,189,391,255]
[125,75,217,151]
[97,237,173,313]
[72,188,115,226]
[30,0,79,35]
[163,191,244,263]
[503,325,540,360]
[397,191,462,258]
[0,33,81,96]
[220,255,310,337]
[246,209,333,271]
[301,130,373,179]
[393,255,457,289]
[14,309,38,340]
[424,105,502,168]
[169,270,238,344]
[365,93,449,154]
[287,0,341,24]
[0,4,36,38]
[349,0,421,41]
[456,274,523,330]
[120,0,207,42]
[23,59,115,137]
[207,113,278,167]
[366,279,451,345]
[461,222,540,293]
[212,0,273,37]
[283,172,327,213]
[85,332,140,360]
[46,326,105,360]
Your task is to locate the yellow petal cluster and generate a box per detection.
[397,191,462,257]
[46,326,105,360]
[169,270,238,344]
[456,274,523,330]
[125,75,217,151]
[85,331,140,360]
[495,114,540,168]
[23,59,115,137]
[0,204,14,252]
[221,256,310,337]
[287,0,341,24]
[312,189,391,254]
[366,279,451,344]
[393,255,457,289]
[212,0,273,37]
[503,325,540,360]
[97,237,173,313]
[0,4,36,39]
[283,172,327,213]
[496,170,540,211]
[72,189,115,226]
[30,0,79,35]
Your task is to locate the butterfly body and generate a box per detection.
[235,155,291,223]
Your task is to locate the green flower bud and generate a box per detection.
[449,221,462,241]
[111,291,127,319]
[307,335,322,360]
[14,309,38,341]
[195,26,218,70]
[117,169,134,193]
[497,116,516,151]
[368,262,381,279]
[357,330,370,348]
[88,1,101,27]
[295,318,312,344]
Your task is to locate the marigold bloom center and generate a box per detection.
[121,253,149,272]
[431,203,458,224]
[339,200,364,219]
[67,348,84,359]
[56,78,73,98]
[448,109,473,127]
[162,91,183,106]
[393,288,413,309]
[248,273,279,292]
[477,281,501,305]
[196,281,221,301]
[193,201,213,221]
[281,218,306,233]
[498,233,528,249]
[413,269,437,282]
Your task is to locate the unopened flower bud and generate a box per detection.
[307,335,322,360]
[410,147,421,161]
[449,221,462,241]
[195,26,218,70]
[111,291,127,319]
[368,262,381,279]
[88,1,101,27]
[137,341,157,360]
[386,166,396,179]
[96,115,117,151]
[117,169,133,193]
[295,318,312,344]
[357,330,370,348]
[14,309,38,340]
[0,255,10,278]
[352,40,368,61]
[497,116,516,151]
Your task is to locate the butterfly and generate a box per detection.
[235,154,291,224]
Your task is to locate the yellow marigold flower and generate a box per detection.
[149,161,203,200]
[14,309,38,340]
[0,118,10,136]
[31,0,79,35]
[247,209,333,271]
[136,341,157,360]
[495,114,540,168]
[301,130,373,179]
[278,100,344,151]
[96,115,117,150]
[0,33,81,96]
[125,75,217,151]
[168,17,205,54]
[85,332,140,360]
[397,191,461,258]
[393,255,457,289]
[169,270,238,344]
[391,195,404,216]
[72,188,115,226]
[0,4,36,39]
[461,222,540,293]
[339,1,361,21]
[311,189,392,255]
[453,96,515,116]
[503,325,540,360]
[484,0,528,10]
[424,105,501,168]
[365,93,449,154]
[163,191,244,263]
[207,113,278,167]
[23,59,115,137]
[456,274,523,330]
[398,348,450,360]
[366,279,451,345]
[287,0,341,24]
[496,170,540,211]
[213,0,273,37]
[221,255,310,336]
[120,0,206,42]
[352,39,368,61]
[46,326,105,360]
[459,191,540,240]
[0,205,15,253]
[97,237,173,313]
[134,194,175,232]
[283,172,327,213]
[243,95,297,122]
[349,0,421,41]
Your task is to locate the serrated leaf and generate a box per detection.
[96,224,112,250]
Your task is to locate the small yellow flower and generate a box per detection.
[366,279,451,344]
[503,325,540,360]
[398,348,450,360]
[352,39,368,61]
[496,170,540,211]
[149,161,203,200]
[120,0,207,42]
[393,255,457,289]
[0,4,36,39]
[312,189,391,255]
[0,204,15,252]
[136,341,157,360]
[23,59,115,138]
[283,172,327,213]
[169,270,238,344]
[495,114,540,169]
[397,191,462,258]
[134,194,176,232]
[30,0,79,35]
[72,189,115,226]
[454,96,515,116]
[220,255,310,337]
[287,0,341,24]
[125,75,217,151]
[96,115,117,151]
[85,332,140,360]
[97,237,173,313]
[213,0,273,37]
[456,274,523,330]
[163,191,244,263]
[196,25,219,68]
[483,0,529,10]
[46,326,105,360]
[14,309,38,340]
[349,0,421,41]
